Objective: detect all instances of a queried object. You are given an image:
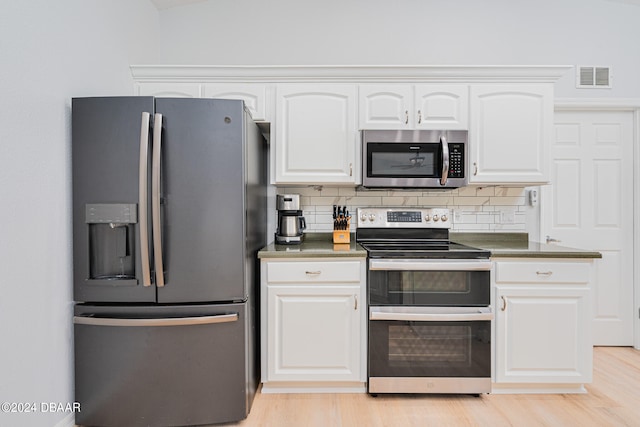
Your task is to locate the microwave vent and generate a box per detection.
[577,66,612,88]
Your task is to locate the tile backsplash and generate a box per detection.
[276,186,536,233]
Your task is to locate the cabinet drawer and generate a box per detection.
[267,261,362,283]
[495,261,589,284]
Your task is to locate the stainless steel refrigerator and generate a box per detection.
[71,97,267,426]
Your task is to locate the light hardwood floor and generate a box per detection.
[225,347,640,427]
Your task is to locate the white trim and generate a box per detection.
[555,98,640,110]
[53,413,75,427]
[130,65,572,83]
[635,107,640,350]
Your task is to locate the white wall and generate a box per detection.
[156,0,640,98]
[0,2,158,426]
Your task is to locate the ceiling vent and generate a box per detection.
[576,66,612,88]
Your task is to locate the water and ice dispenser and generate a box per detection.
[86,204,137,281]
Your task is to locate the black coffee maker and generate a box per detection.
[275,194,306,244]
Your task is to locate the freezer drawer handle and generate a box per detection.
[73,313,239,327]
[139,112,152,287]
[152,113,165,287]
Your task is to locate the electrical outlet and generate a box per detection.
[454,210,462,223]
[500,211,516,224]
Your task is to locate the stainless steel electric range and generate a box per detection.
[356,207,493,395]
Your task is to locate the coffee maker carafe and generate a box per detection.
[275,194,306,244]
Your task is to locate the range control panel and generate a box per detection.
[357,207,451,229]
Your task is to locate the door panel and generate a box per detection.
[155,98,247,303]
[543,110,634,345]
[72,97,156,303]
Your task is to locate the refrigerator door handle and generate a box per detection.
[73,313,239,327]
[152,113,165,287]
[139,112,152,287]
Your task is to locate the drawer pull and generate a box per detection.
[305,270,322,275]
[536,271,553,276]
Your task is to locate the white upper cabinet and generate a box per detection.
[359,85,412,128]
[469,84,553,185]
[131,66,569,187]
[275,84,358,185]
[136,82,202,97]
[203,83,272,122]
[359,84,468,129]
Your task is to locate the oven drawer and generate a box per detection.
[494,260,590,284]
[267,261,362,283]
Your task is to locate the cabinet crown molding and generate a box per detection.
[130,65,572,83]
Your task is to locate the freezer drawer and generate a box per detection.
[74,303,254,427]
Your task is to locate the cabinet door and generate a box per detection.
[203,83,271,121]
[266,285,361,381]
[469,84,552,184]
[275,84,358,184]
[495,286,591,384]
[414,85,468,129]
[136,82,201,97]
[359,85,413,128]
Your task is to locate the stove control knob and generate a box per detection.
[433,214,440,222]
[369,214,376,221]
[441,214,448,222]
[360,213,368,222]
[424,214,431,222]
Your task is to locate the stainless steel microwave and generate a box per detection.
[361,129,468,189]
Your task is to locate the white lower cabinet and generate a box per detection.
[260,258,367,393]
[492,259,594,393]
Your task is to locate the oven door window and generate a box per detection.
[369,319,491,378]
[367,143,440,178]
[369,270,490,306]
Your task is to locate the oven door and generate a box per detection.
[368,306,492,394]
[368,259,491,306]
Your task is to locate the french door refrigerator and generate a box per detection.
[71,97,267,427]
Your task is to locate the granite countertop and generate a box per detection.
[258,233,367,259]
[451,232,602,259]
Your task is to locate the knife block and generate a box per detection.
[332,219,351,244]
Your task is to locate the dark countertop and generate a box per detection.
[258,233,367,259]
[451,232,602,259]
[259,232,602,260]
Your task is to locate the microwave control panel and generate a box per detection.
[448,143,464,178]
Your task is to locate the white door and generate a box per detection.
[542,110,634,345]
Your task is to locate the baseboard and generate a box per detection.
[53,413,75,427]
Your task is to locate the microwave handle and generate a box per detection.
[440,134,449,186]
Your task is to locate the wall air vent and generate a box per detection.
[576,66,612,88]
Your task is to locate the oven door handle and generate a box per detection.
[369,259,492,271]
[369,307,494,322]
